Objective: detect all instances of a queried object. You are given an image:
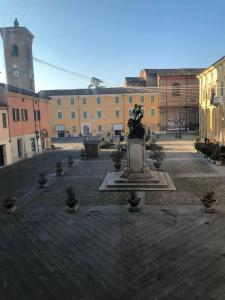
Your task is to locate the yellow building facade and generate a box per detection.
[40,88,159,137]
[198,56,225,142]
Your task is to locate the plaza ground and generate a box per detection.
[1,134,225,299]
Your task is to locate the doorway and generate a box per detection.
[83,125,90,136]
[0,145,5,166]
[17,138,23,158]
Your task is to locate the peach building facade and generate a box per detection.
[0,83,51,164]
[0,105,11,166]
[40,88,159,137]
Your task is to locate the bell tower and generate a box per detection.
[0,18,35,91]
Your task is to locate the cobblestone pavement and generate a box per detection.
[1,134,225,299]
[1,205,225,300]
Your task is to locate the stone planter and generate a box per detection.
[128,192,141,212]
[154,161,161,170]
[201,206,216,213]
[64,205,79,213]
[114,162,121,171]
[215,160,222,166]
[3,205,17,214]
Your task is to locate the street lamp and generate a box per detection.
[178,102,182,139]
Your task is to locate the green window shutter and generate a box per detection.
[97,111,102,118]
[57,112,62,119]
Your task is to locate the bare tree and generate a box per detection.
[88,77,104,89]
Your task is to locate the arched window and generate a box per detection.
[172,82,180,96]
[11,45,18,57]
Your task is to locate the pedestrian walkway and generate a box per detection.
[1,134,225,299]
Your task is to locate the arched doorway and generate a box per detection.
[82,125,90,136]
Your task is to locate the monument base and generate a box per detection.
[99,138,176,192]
[99,171,176,191]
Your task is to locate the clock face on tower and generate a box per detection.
[13,69,20,78]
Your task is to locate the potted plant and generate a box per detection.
[212,146,221,165]
[56,162,63,176]
[67,155,74,167]
[38,172,48,188]
[2,196,17,213]
[149,147,165,171]
[80,148,86,158]
[65,186,79,213]
[128,192,141,212]
[111,150,123,171]
[201,192,217,213]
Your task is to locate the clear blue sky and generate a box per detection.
[0,0,225,91]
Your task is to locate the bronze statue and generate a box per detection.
[127,104,145,139]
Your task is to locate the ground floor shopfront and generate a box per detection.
[159,106,199,132]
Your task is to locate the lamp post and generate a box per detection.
[178,102,182,139]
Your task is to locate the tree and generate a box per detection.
[88,77,104,89]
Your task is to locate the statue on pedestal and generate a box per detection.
[127,104,145,139]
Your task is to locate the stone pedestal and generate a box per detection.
[127,139,145,172]
[99,138,175,192]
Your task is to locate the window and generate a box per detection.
[98,125,102,132]
[70,98,75,105]
[115,110,120,117]
[2,113,7,128]
[151,95,155,102]
[150,109,155,116]
[221,82,224,96]
[96,97,101,104]
[83,111,88,118]
[128,96,132,103]
[97,110,102,118]
[34,110,41,121]
[129,109,133,117]
[172,82,180,96]
[12,108,20,121]
[83,97,87,105]
[115,97,119,104]
[57,98,61,105]
[21,109,28,121]
[71,111,76,119]
[141,96,144,102]
[57,112,62,119]
[11,44,18,57]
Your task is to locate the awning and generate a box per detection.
[113,124,122,130]
[56,125,65,131]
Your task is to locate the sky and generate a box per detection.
[0,0,225,92]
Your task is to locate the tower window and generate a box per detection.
[11,45,19,58]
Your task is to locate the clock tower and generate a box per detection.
[0,18,35,92]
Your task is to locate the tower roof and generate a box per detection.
[14,17,19,27]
